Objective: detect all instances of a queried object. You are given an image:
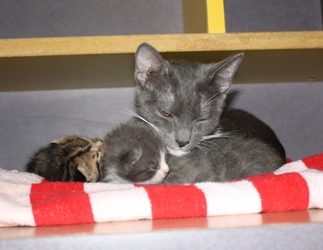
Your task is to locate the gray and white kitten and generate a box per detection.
[101,117,169,184]
[132,43,286,183]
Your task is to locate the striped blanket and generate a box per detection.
[1,153,323,227]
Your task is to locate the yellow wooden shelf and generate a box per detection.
[0,32,322,91]
[1,32,323,57]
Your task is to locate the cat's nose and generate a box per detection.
[176,140,189,148]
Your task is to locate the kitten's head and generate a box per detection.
[101,120,169,184]
[134,43,243,156]
[51,135,104,182]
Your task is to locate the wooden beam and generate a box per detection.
[1,32,323,58]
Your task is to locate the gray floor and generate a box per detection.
[1,223,323,250]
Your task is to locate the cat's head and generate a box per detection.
[134,43,244,156]
[51,136,104,182]
[101,121,169,184]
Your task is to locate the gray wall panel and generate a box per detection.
[225,0,322,32]
[0,0,183,38]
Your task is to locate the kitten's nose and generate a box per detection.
[176,140,189,148]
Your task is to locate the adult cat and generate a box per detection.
[133,43,286,182]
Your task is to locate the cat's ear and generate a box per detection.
[135,43,169,86]
[209,53,244,93]
[120,147,143,171]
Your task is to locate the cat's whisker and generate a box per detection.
[197,139,218,152]
[199,142,215,151]
[201,92,221,109]
[200,140,224,152]
[228,88,243,96]
[122,109,165,135]
[191,147,198,153]
[195,144,208,154]
[157,131,173,145]
[201,99,213,109]
[203,134,232,140]
[200,140,213,148]
[203,127,247,141]
[202,131,232,140]
[201,140,216,146]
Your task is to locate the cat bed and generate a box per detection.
[1,153,323,227]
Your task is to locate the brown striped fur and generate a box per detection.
[26,135,104,182]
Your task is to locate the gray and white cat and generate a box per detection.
[100,43,286,184]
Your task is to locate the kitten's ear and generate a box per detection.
[51,137,65,144]
[135,43,169,86]
[209,53,244,93]
[120,147,143,171]
[92,140,104,152]
[74,157,100,182]
[76,165,92,182]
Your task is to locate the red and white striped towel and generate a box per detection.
[1,153,323,227]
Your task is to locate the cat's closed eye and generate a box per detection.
[159,110,171,117]
[197,118,207,122]
[194,118,207,124]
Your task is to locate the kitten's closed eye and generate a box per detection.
[120,148,143,171]
[148,160,159,171]
[91,151,99,159]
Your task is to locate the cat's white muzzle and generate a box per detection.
[166,146,189,157]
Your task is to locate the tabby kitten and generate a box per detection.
[26,135,104,182]
[101,117,169,184]
[132,43,286,182]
